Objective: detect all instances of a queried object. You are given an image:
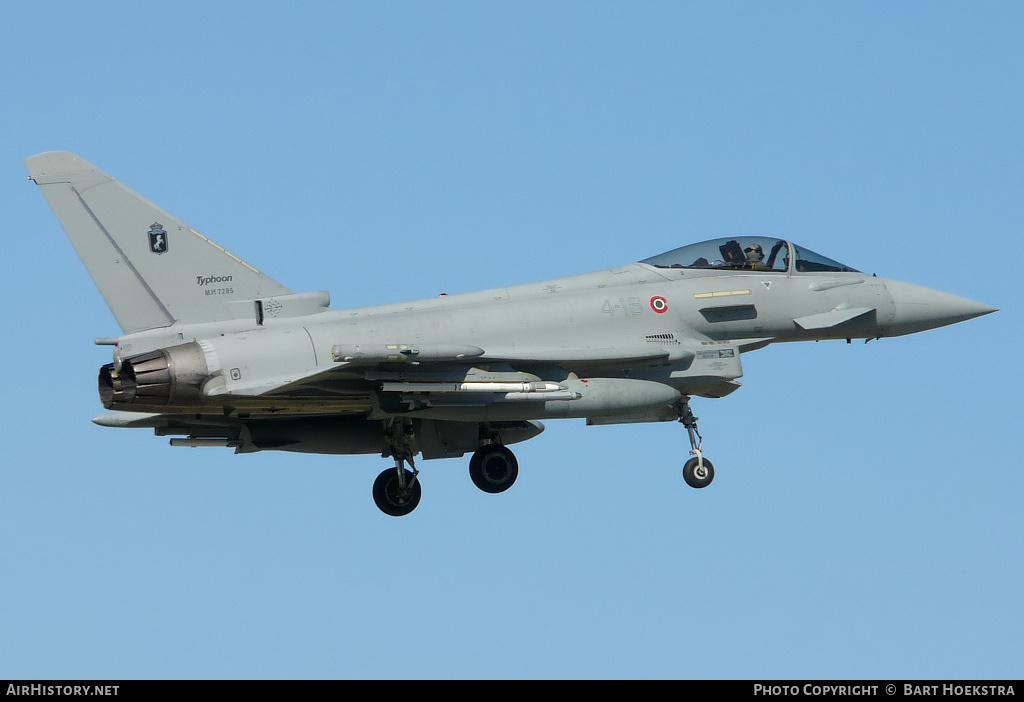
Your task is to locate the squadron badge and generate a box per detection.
[148,222,168,254]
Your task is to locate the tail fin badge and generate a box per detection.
[148,223,168,254]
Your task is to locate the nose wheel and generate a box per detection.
[678,396,714,489]
[682,455,715,488]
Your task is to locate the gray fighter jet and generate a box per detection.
[26,151,997,516]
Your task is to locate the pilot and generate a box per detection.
[744,244,770,271]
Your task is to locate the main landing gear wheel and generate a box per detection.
[682,456,715,489]
[372,467,421,517]
[375,418,422,517]
[469,444,519,494]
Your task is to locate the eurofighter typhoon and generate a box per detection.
[26,152,997,516]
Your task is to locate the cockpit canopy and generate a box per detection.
[641,237,859,274]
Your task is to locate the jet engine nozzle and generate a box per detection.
[98,342,211,409]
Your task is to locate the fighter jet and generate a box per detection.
[26,151,997,516]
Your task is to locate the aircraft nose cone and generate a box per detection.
[883,279,997,335]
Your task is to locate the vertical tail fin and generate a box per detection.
[26,151,292,333]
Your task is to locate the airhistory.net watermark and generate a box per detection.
[6,685,118,696]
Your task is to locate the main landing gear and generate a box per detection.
[372,419,421,517]
[469,443,519,494]
[678,396,715,489]
[372,465,421,517]
[371,420,520,517]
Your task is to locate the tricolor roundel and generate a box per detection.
[650,296,668,313]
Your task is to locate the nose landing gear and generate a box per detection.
[678,396,714,489]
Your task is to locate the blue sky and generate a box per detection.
[1,2,1019,679]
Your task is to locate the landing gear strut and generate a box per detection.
[678,396,715,489]
[373,418,422,517]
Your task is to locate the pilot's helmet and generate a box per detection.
[744,244,764,262]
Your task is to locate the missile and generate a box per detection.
[401,377,681,421]
[380,381,568,394]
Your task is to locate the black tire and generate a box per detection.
[372,467,422,516]
[682,456,715,489]
[469,444,519,494]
